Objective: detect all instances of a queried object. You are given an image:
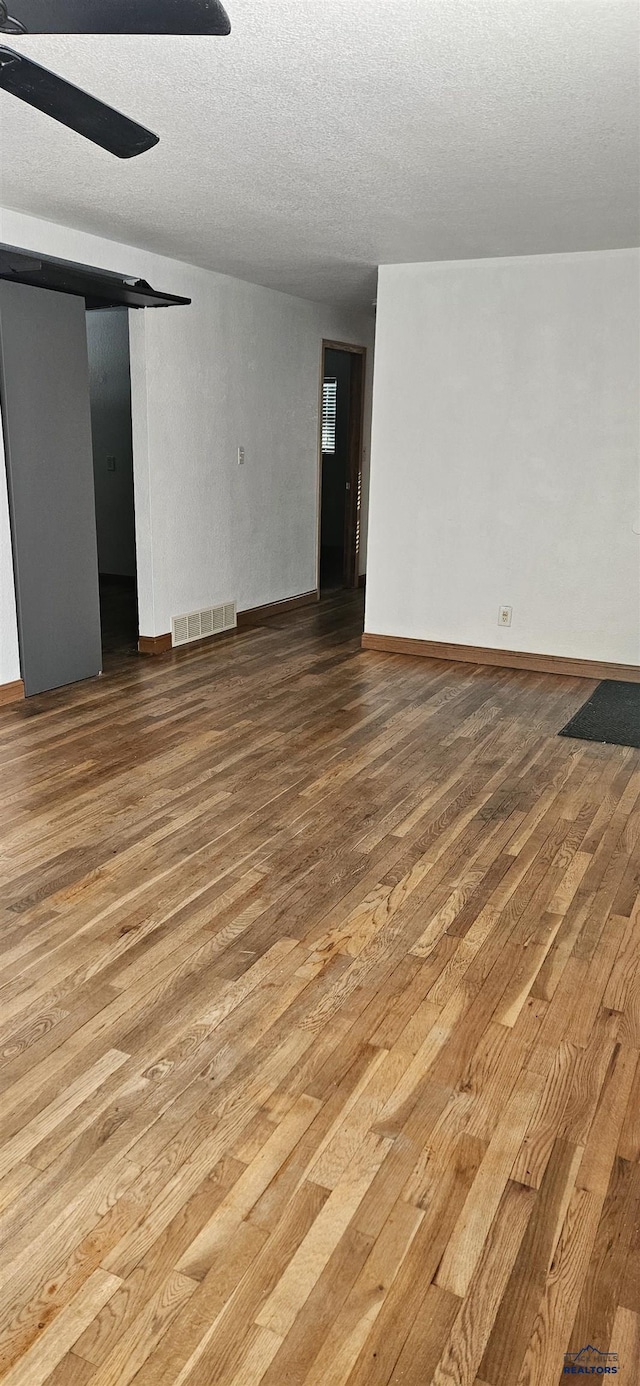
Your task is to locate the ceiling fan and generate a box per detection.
[0,0,231,158]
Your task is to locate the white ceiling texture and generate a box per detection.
[0,0,638,307]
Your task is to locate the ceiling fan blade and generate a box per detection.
[0,46,159,156]
[4,0,231,35]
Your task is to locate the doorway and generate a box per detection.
[318,341,366,592]
[85,308,138,661]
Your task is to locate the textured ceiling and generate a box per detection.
[0,1,638,307]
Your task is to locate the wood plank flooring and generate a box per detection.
[0,589,638,1386]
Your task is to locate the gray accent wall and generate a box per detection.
[0,280,102,695]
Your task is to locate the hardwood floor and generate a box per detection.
[0,589,638,1386]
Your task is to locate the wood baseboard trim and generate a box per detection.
[138,591,320,653]
[237,589,319,628]
[0,678,25,706]
[138,633,172,656]
[361,632,640,684]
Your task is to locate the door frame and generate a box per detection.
[317,339,367,592]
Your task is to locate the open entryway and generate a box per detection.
[318,341,366,593]
[86,308,138,662]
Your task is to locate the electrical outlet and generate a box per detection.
[237,446,245,466]
[106,455,116,472]
[498,605,512,627]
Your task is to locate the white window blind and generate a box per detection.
[322,377,337,453]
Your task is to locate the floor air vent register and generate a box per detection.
[171,602,237,648]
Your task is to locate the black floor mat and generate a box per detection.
[559,680,640,749]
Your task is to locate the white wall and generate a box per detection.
[86,309,136,578]
[0,207,374,678]
[365,250,640,666]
